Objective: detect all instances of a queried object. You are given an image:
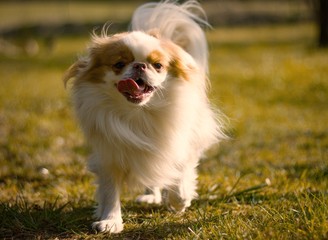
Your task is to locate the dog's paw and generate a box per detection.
[136,193,162,204]
[162,190,191,212]
[92,219,124,233]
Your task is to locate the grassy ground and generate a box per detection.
[0,20,327,239]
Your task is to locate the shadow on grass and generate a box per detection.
[0,199,200,239]
[117,221,197,240]
[0,199,94,239]
[108,203,201,239]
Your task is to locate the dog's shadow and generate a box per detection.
[110,200,198,239]
[0,199,199,239]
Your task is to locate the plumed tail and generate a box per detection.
[130,0,210,75]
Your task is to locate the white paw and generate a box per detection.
[92,219,123,233]
[163,190,191,212]
[136,194,162,204]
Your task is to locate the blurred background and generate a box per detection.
[0,0,326,56]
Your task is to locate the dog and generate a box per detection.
[64,0,225,233]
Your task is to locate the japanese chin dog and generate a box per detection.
[64,0,225,234]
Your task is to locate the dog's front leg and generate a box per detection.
[92,172,124,233]
[163,164,198,212]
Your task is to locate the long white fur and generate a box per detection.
[66,0,225,234]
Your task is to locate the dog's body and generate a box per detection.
[64,0,225,233]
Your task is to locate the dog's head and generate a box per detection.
[64,31,195,105]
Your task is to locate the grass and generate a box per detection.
[0,17,327,240]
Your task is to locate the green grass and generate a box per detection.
[0,22,327,239]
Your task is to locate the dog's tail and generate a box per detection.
[130,0,210,75]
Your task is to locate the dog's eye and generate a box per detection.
[153,62,163,70]
[113,61,126,69]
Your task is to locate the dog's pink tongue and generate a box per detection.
[117,79,140,95]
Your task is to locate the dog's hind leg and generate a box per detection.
[136,187,162,204]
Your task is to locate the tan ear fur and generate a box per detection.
[161,40,195,81]
[63,60,88,88]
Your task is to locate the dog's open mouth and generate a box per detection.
[116,78,155,104]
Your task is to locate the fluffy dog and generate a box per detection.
[64,0,225,233]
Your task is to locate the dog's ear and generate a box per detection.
[63,59,88,88]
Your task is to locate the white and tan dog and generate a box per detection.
[64,0,225,233]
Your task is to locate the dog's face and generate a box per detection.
[65,31,192,106]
